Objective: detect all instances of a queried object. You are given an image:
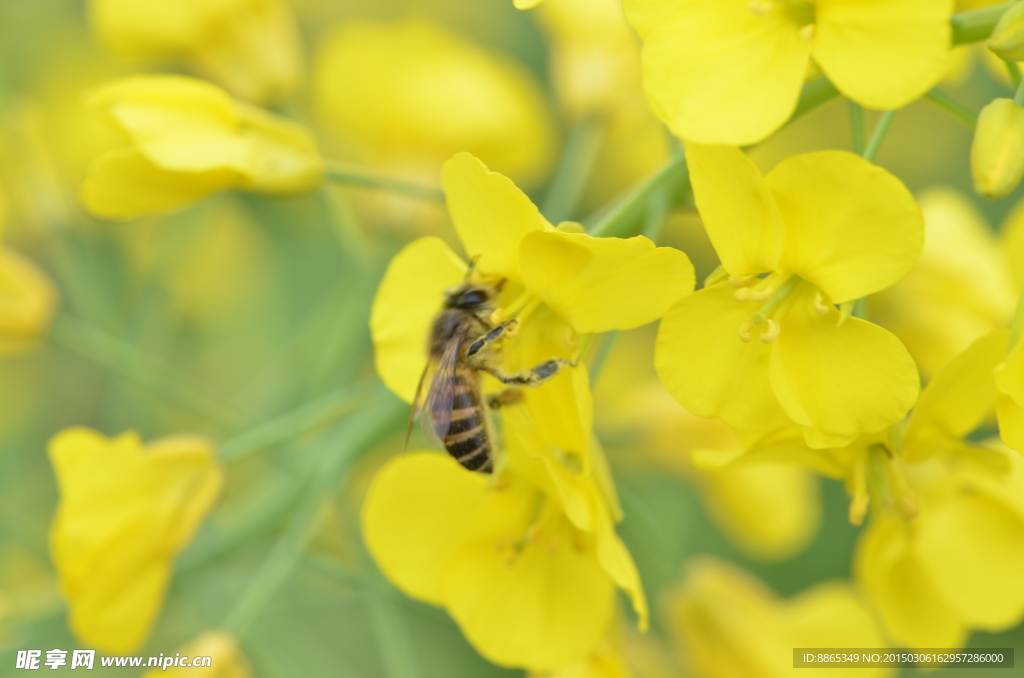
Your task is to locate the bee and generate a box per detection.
[409,278,575,474]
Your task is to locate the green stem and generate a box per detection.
[220,396,404,638]
[923,89,978,127]
[588,331,620,386]
[48,313,239,428]
[1006,59,1023,89]
[863,110,897,162]
[1015,74,1024,107]
[219,381,374,463]
[1010,289,1024,349]
[324,163,445,202]
[952,1,1014,45]
[640,189,672,243]
[542,116,606,224]
[588,153,687,238]
[365,576,422,678]
[848,101,867,155]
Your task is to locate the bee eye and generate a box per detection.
[461,291,486,307]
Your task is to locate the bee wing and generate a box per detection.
[404,362,430,451]
[422,331,462,444]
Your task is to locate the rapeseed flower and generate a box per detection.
[656,145,923,448]
[49,428,222,653]
[666,557,891,678]
[80,75,322,220]
[362,425,646,671]
[89,0,302,103]
[371,152,694,455]
[313,21,554,188]
[623,0,953,145]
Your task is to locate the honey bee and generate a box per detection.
[409,278,575,474]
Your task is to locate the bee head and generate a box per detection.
[444,282,496,310]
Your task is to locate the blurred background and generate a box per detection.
[0,0,1022,675]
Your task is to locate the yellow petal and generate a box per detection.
[656,284,791,432]
[701,464,821,561]
[998,393,1024,453]
[515,0,546,7]
[786,582,890,663]
[49,428,222,653]
[141,630,250,678]
[510,309,594,455]
[370,237,466,403]
[0,248,57,353]
[854,515,966,648]
[80,148,232,221]
[814,0,953,109]
[767,151,924,303]
[905,329,1009,461]
[972,98,1024,199]
[231,103,324,193]
[626,0,811,144]
[685,143,784,278]
[362,452,531,606]
[443,505,615,671]
[313,21,554,186]
[442,153,552,282]
[995,337,1024,408]
[916,491,1024,629]
[770,283,919,445]
[520,231,694,333]
[88,76,243,172]
[1003,196,1024,288]
[872,187,1016,378]
[595,512,648,632]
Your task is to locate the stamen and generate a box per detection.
[738,318,754,343]
[760,318,781,343]
[849,449,869,526]
[813,291,831,315]
[799,24,815,42]
[729,274,758,288]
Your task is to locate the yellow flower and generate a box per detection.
[989,0,1024,61]
[870,188,1017,377]
[80,75,323,220]
[656,145,922,448]
[141,631,250,677]
[0,248,58,352]
[666,557,891,678]
[49,428,222,653]
[363,439,646,671]
[89,0,302,103]
[624,0,953,145]
[371,152,694,454]
[995,325,1024,453]
[313,21,554,188]
[855,442,1024,647]
[972,98,1024,199]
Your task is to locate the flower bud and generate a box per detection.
[989,0,1024,62]
[971,98,1024,199]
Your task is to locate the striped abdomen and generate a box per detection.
[435,369,492,473]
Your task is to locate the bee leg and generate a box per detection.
[486,388,524,409]
[483,358,577,387]
[467,320,519,358]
